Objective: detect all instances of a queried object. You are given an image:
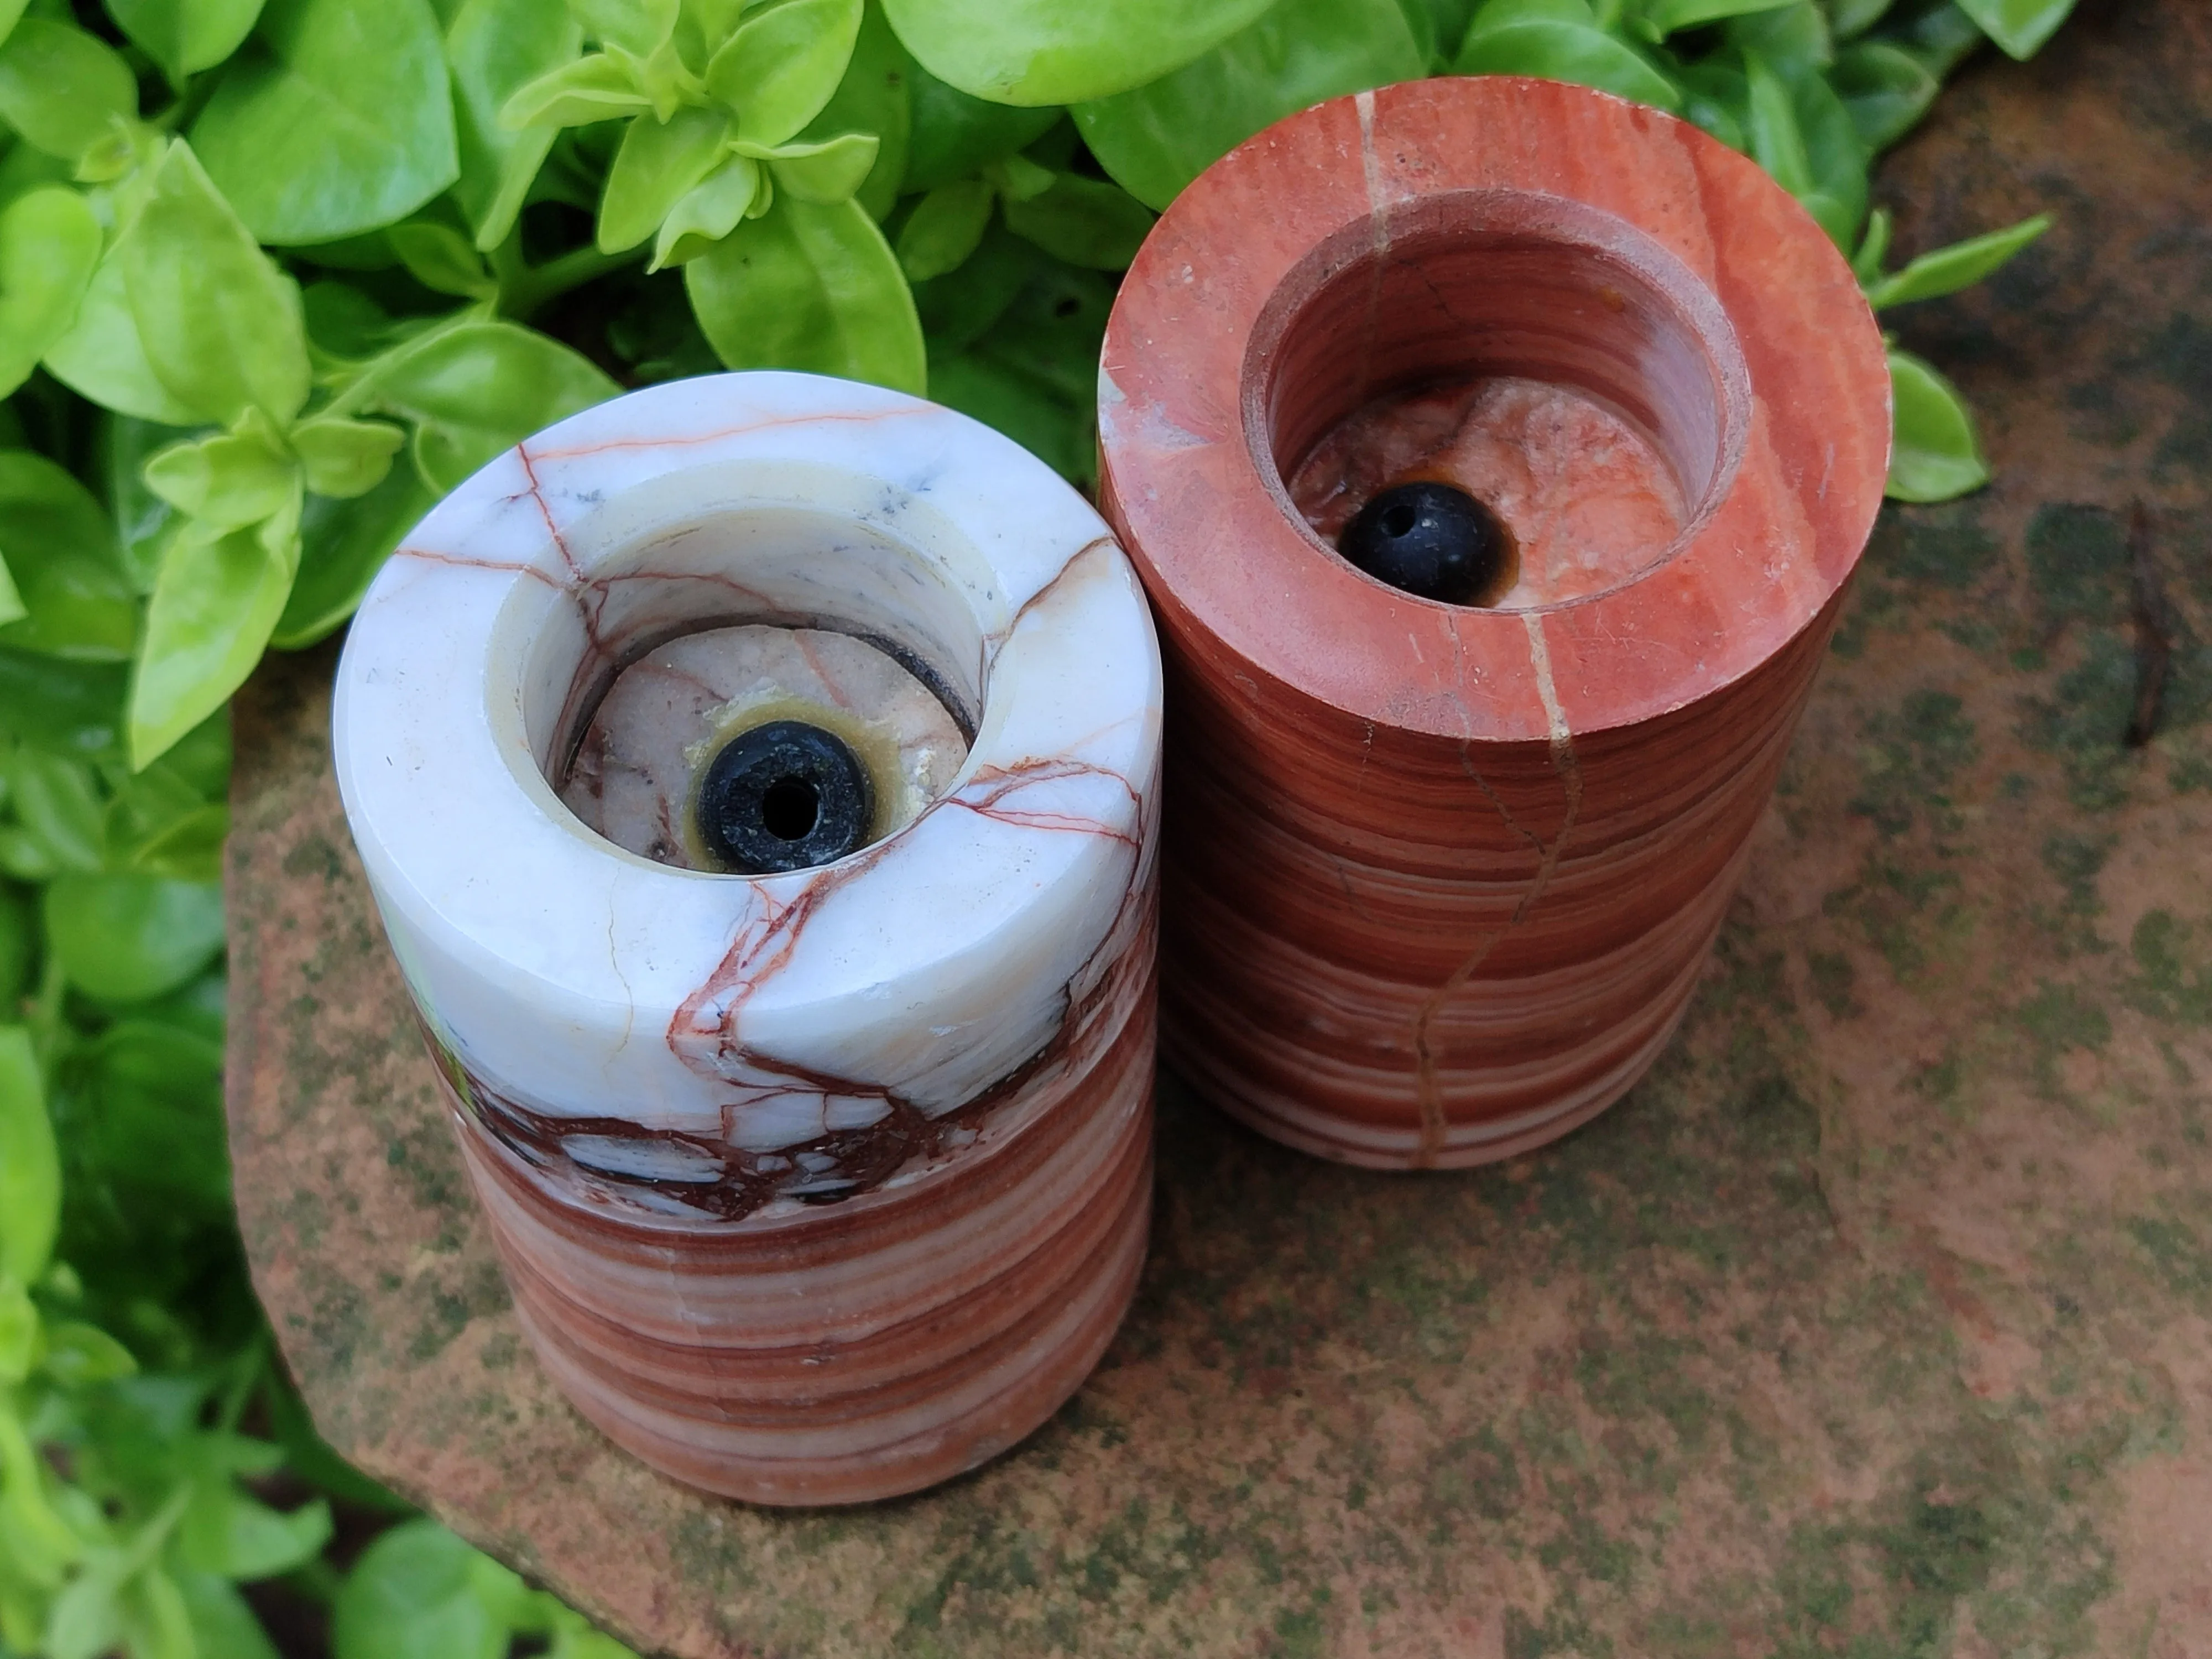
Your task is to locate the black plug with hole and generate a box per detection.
[696,721,875,874]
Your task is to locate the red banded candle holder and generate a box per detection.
[1098,76,1890,1168]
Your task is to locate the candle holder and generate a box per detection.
[1098,77,1890,1168]
[333,373,1161,1504]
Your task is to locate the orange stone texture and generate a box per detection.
[1098,76,1892,1168]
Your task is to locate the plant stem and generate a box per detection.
[497,243,641,322]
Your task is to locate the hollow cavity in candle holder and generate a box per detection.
[560,625,968,872]
[1288,377,1686,609]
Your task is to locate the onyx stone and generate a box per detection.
[1337,481,1507,604]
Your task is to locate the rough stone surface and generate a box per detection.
[226,4,2212,1653]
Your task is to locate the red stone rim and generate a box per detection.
[1237,185,1755,618]
[1099,76,1892,744]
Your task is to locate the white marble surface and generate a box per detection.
[334,373,1162,1213]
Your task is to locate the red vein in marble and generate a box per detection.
[523,403,935,461]
[945,759,1143,850]
[389,545,566,587]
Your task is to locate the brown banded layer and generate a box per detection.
[439,945,1157,1504]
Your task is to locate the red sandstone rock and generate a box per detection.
[1098,77,1891,1167]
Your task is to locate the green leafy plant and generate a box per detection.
[0,0,2078,1651]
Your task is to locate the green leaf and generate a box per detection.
[1464,0,1601,19]
[1829,38,1938,150]
[1954,0,2071,58]
[896,179,993,280]
[0,1027,57,1282]
[121,801,226,880]
[291,417,406,498]
[191,0,460,244]
[909,218,1035,348]
[0,139,76,223]
[1742,49,1806,191]
[598,103,729,254]
[0,884,29,1002]
[41,248,204,429]
[706,0,863,147]
[1827,0,1895,36]
[333,1520,527,1659]
[1886,346,1986,502]
[925,246,1107,482]
[102,415,185,593]
[1724,0,1830,71]
[758,132,879,202]
[106,0,268,82]
[1745,45,1864,244]
[1674,56,1746,148]
[43,874,226,1000]
[499,51,652,128]
[999,173,1154,269]
[366,321,617,492]
[797,0,909,220]
[302,280,405,366]
[121,140,312,428]
[46,1557,128,1659]
[128,505,300,770]
[685,194,923,392]
[0,20,138,164]
[7,751,105,871]
[179,1487,332,1580]
[72,1013,229,1204]
[446,0,582,250]
[0,1399,82,1590]
[928,347,1088,481]
[1453,12,1682,109]
[0,1277,35,1385]
[1884,0,1983,77]
[1073,0,1425,212]
[0,188,100,403]
[883,0,1277,104]
[1783,54,1868,244]
[103,726,228,863]
[989,152,1052,200]
[575,0,679,58]
[900,58,1058,192]
[38,1321,138,1386]
[978,253,1115,409]
[120,1566,196,1659]
[1862,213,2048,309]
[174,1572,280,1659]
[143,412,297,533]
[1850,204,1891,283]
[1392,0,1480,67]
[650,155,763,269]
[0,450,137,662]
[387,221,497,299]
[1635,0,1790,35]
[0,649,127,758]
[540,1603,641,1659]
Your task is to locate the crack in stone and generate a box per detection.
[1410,613,1582,1166]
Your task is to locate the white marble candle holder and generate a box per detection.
[332,373,1163,1505]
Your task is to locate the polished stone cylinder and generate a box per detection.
[335,373,1162,1502]
[1098,78,1890,1168]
